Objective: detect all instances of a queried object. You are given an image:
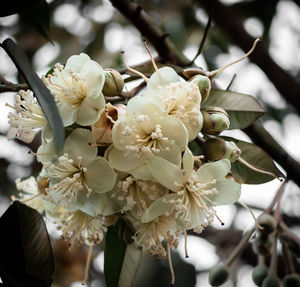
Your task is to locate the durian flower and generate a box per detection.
[55,209,105,247]
[43,53,105,126]
[108,96,188,173]
[143,67,203,141]
[145,148,241,232]
[112,175,168,217]
[6,90,50,143]
[43,128,117,216]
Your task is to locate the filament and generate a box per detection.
[183,229,189,258]
[82,245,93,285]
[167,243,175,286]
[238,200,264,230]
[143,40,158,71]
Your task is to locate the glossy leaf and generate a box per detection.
[1,38,65,153]
[222,136,285,184]
[104,220,141,287]
[0,201,54,287]
[203,89,265,129]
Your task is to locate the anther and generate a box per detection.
[121,51,149,83]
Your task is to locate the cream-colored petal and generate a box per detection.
[130,164,153,181]
[76,94,105,126]
[157,142,181,166]
[208,179,241,205]
[147,67,180,90]
[141,193,178,223]
[160,115,188,150]
[85,157,116,193]
[184,112,203,142]
[126,96,163,116]
[146,156,184,191]
[108,147,143,172]
[57,102,76,127]
[183,148,194,179]
[142,89,165,110]
[63,128,97,166]
[37,140,56,163]
[196,159,231,183]
[65,53,91,73]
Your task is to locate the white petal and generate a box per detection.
[183,148,194,179]
[196,159,231,182]
[142,193,178,223]
[126,96,163,116]
[146,156,184,191]
[85,157,116,193]
[142,89,165,110]
[76,93,105,126]
[130,164,153,181]
[63,128,97,166]
[208,179,241,205]
[184,112,203,141]
[158,142,181,166]
[160,115,188,150]
[75,192,107,217]
[147,67,180,90]
[37,140,56,163]
[108,147,143,172]
[65,53,91,72]
[57,102,76,127]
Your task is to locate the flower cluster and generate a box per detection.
[8,52,242,283]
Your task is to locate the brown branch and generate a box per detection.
[109,0,190,66]
[243,121,300,186]
[196,0,300,115]
[0,74,29,93]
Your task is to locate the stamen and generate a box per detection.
[183,229,189,258]
[20,192,43,203]
[88,142,106,147]
[215,214,225,226]
[238,200,264,231]
[167,243,175,286]
[28,151,49,156]
[82,245,93,286]
[238,157,283,181]
[121,51,149,83]
[210,37,262,78]
[143,40,158,71]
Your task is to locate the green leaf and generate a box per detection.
[222,136,285,184]
[104,220,142,287]
[0,201,54,287]
[1,38,65,153]
[203,89,265,129]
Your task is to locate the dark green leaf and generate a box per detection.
[0,201,54,287]
[104,220,141,287]
[1,38,65,153]
[222,136,285,184]
[204,89,265,129]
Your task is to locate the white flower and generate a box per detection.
[145,148,241,231]
[56,209,105,247]
[6,90,47,143]
[108,96,188,173]
[43,53,105,126]
[143,67,203,141]
[43,128,116,216]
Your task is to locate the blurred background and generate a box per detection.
[0,0,299,286]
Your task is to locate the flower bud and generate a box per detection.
[257,214,277,235]
[252,234,273,256]
[252,265,268,286]
[262,275,281,287]
[201,107,230,135]
[208,264,230,286]
[103,69,124,97]
[202,138,241,162]
[189,75,211,103]
[283,274,300,287]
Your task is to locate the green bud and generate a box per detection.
[103,69,124,97]
[252,234,273,256]
[257,214,277,235]
[262,275,281,287]
[189,75,211,103]
[283,274,300,287]
[252,265,269,286]
[202,138,241,163]
[201,107,230,135]
[208,264,230,286]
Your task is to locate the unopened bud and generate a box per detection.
[189,75,211,103]
[103,69,124,97]
[209,264,230,286]
[262,275,281,287]
[257,214,277,235]
[252,234,273,256]
[283,274,300,287]
[201,107,230,135]
[252,265,268,286]
[202,138,241,162]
